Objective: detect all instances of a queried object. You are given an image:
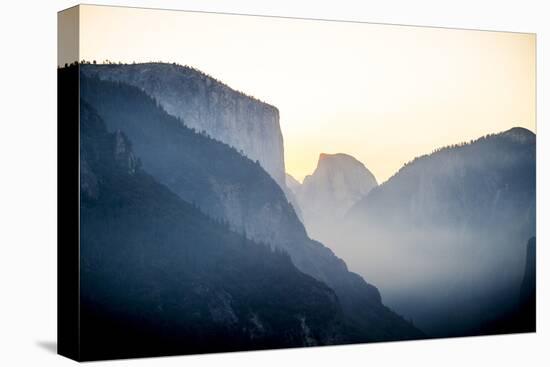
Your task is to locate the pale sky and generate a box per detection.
[72,5,536,183]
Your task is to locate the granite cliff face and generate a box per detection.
[293,153,378,241]
[81,63,286,188]
[301,153,378,217]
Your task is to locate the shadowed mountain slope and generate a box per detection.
[80,72,424,344]
[79,98,349,360]
[342,128,536,336]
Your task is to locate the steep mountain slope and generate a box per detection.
[343,128,536,337]
[81,63,286,188]
[79,100,347,360]
[518,236,536,330]
[296,153,378,242]
[286,173,302,193]
[285,173,304,219]
[477,236,536,335]
[81,74,423,342]
[350,128,535,231]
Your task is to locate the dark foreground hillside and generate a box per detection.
[79,69,423,344]
[79,98,348,360]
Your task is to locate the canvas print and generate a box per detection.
[58,5,536,361]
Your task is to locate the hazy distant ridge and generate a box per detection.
[342,127,536,336]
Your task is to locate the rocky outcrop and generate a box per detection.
[286,173,301,194]
[80,158,98,200]
[113,130,138,175]
[301,153,377,216]
[520,237,536,309]
[516,236,536,331]
[81,63,286,188]
[284,174,304,221]
[295,153,377,240]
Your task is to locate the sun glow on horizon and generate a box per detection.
[73,5,536,183]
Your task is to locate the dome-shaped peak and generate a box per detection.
[317,153,367,170]
[500,127,536,144]
[312,153,378,186]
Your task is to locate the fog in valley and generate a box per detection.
[290,128,536,336]
[63,6,536,360]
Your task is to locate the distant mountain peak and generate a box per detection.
[343,128,536,337]
[500,127,536,144]
[318,152,367,167]
[286,173,302,191]
[296,152,378,241]
[310,153,378,187]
